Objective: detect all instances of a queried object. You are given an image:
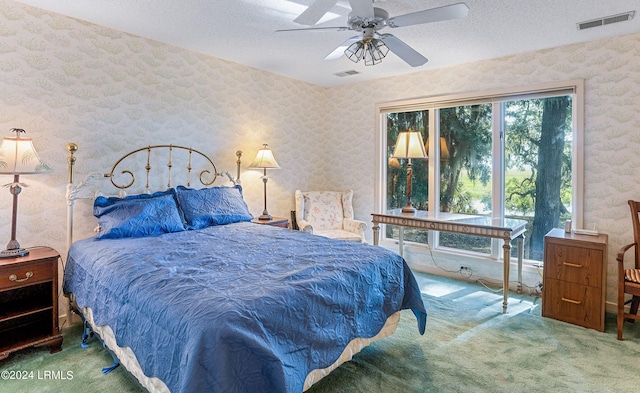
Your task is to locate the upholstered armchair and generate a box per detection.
[294,190,366,242]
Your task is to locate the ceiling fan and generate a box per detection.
[277,1,469,67]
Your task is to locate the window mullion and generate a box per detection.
[490,102,505,259]
[492,102,505,219]
[428,109,439,249]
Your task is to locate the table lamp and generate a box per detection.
[392,130,426,214]
[0,128,51,258]
[249,144,280,220]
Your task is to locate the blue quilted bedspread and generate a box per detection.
[64,222,427,393]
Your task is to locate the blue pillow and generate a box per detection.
[94,189,186,239]
[175,185,253,229]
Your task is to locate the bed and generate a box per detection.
[62,143,427,393]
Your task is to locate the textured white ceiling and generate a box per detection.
[12,0,640,87]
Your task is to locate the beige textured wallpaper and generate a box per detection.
[1,0,639,307]
[0,0,329,256]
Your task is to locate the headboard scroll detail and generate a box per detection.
[65,143,243,250]
[105,144,218,190]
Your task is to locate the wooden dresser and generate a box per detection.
[542,228,607,331]
[0,247,63,360]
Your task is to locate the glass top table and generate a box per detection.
[372,209,527,314]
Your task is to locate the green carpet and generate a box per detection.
[2,272,640,393]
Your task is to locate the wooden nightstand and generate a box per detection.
[0,247,63,360]
[542,228,607,331]
[252,217,289,229]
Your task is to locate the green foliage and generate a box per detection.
[439,104,492,212]
[505,177,535,214]
[451,189,478,214]
[504,98,572,217]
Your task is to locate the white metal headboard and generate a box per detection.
[65,143,243,250]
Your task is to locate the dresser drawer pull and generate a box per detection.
[561,297,582,305]
[9,271,33,283]
[562,262,583,268]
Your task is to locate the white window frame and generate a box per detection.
[375,80,584,263]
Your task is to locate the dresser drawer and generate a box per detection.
[544,243,603,287]
[0,260,54,291]
[543,278,602,330]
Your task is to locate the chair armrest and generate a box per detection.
[618,243,638,293]
[617,243,637,264]
[343,218,366,235]
[297,219,313,234]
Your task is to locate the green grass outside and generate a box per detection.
[457,168,530,202]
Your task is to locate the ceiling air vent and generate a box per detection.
[577,11,635,30]
[334,70,360,77]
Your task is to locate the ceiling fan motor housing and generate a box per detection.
[348,7,389,32]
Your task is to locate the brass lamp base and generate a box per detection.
[0,247,29,259]
[401,205,417,214]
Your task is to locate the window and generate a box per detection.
[378,81,583,263]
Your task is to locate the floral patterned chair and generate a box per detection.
[294,190,366,242]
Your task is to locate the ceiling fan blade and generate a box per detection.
[378,34,428,67]
[348,0,375,19]
[276,26,348,33]
[324,35,361,60]
[294,0,338,25]
[387,2,469,28]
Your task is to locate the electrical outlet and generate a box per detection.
[459,265,470,272]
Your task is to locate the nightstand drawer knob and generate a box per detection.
[561,297,582,305]
[9,271,33,283]
[562,262,583,268]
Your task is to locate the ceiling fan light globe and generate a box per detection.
[345,41,365,63]
[373,38,389,57]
